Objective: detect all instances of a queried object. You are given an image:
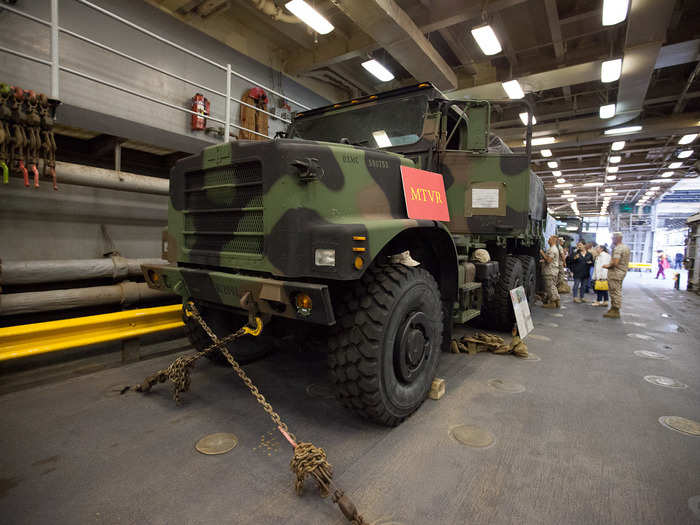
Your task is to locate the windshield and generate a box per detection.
[289,95,428,148]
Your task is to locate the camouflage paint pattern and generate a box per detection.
[145,83,546,325]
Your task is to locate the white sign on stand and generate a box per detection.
[510,286,534,338]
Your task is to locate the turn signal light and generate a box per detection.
[354,256,364,270]
[295,293,313,317]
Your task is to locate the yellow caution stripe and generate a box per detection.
[0,304,184,361]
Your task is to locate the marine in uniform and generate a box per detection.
[602,232,630,318]
[556,238,569,293]
[540,235,560,308]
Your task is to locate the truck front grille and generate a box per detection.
[182,161,264,257]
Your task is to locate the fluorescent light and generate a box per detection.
[609,155,621,163]
[650,178,675,183]
[540,149,552,157]
[605,188,613,192]
[563,190,571,194]
[604,125,641,135]
[599,103,616,118]
[602,0,629,26]
[611,141,625,151]
[668,161,682,169]
[361,59,394,82]
[678,134,697,145]
[661,171,673,178]
[678,149,693,158]
[584,182,604,187]
[556,177,566,183]
[601,58,622,83]
[555,183,573,188]
[606,175,617,181]
[519,112,536,125]
[607,166,618,173]
[471,25,502,55]
[530,136,556,146]
[649,186,660,190]
[372,130,392,148]
[567,197,575,202]
[552,171,562,177]
[502,80,525,99]
[547,161,558,168]
[285,0,334,34]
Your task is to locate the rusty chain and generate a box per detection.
[134,301,369,525]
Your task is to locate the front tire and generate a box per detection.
[516,255,537,304]
[327,264,444,426]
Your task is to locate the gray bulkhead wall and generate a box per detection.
[0,0,329,262]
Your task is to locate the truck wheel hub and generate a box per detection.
[396,312,430,382]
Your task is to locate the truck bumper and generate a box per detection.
[142,264,335,326]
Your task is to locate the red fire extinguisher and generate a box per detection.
[191,93,210,131]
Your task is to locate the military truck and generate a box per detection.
[143,83,547,426]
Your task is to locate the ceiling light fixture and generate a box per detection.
[584,182,604,187]
[678,134,697,145]
[567,197,575,202]
[606,175,617,181]
[285,0,334,34]
[649,186,660,190]
[361,59,395,81]
[604,125,641,135]
[609,155,621,163]
[599,103,616,118]
[668,162,682,169]
[607,166,618,173]
[677,149,693,158]
[552,171,562,177]
[556,177,566,183]
[540,149,552,157]
[529,136,556,146]
[547,161,558,168]
[649,178,675,183]
[602,0,630,26]
[471,25,502,55]
[611,141,625,151]
[519,112,536,125]
[605,188,613,193]
[502,79,525,99]
[601,58,622,83]
[563,190,571,194]
[661,171,673,178]
[555,183,573,188]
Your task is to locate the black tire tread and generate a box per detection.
[327,264,443,427]
[515,255,536,304]
[491,256,523,331]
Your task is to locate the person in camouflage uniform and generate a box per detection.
[602,232,630,318]
[540,235,560,308]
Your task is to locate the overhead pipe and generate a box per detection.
[54,161,169,195]
[0,257,168,286]
[0,282,176,316]
[250,0,301,24]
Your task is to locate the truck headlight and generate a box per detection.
[314,248,336,267]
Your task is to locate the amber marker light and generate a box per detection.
[354,256,364,270]
[295,293,313,316]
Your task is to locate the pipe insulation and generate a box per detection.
[0,282,177,316]
[250,0,301,24]
[55,161,169,195]
[0,257,168,286]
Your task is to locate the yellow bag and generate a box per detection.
[595,280,609,291]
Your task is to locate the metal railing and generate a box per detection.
[0,0,311,142]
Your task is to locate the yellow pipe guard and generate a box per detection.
[0,304,184,362]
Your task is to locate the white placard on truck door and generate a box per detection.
[472,188,500,208]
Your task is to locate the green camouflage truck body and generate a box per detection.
[144,84,545,326]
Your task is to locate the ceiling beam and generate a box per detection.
[331,0,457,90]
[438,27,476,74]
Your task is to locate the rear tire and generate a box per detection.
[515,255,536,304]
[489,256,523,331]
[327,264,443,426]
[182,301,273,365]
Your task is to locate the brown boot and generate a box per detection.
[555,300,561,308]
[573,297,582,303]
[542,302,557,309]
[603,307,620,318]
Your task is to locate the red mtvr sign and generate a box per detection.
[400,166,450,222]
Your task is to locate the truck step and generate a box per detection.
[453,308,481,324]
